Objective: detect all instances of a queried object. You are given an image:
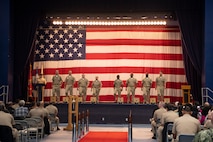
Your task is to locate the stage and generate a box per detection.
[53,103,158,124]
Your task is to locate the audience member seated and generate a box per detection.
[39,101,50,135]
[0,101,19,142]
[157,103,179,142]
[150,101,166,139]
[11,99,20,110]
[28,102,44,127]
[13,99,29,120]
[172,103,201,142]
[204,110,213,129]
[45,102,60,130]
[194,129,213,142]
[28,101,45,138]
[191,101,200,119]
[199,102,211,125]
[6,101,15,115]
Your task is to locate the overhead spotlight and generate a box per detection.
[66,16,71,19]
[154,16,157,19]
[107,17,110,20]
[76,16,80,19]
[141,16,148,20]
[97,16,100,19]
[87,16,90,19]
[122,16,132,20]
[53,21,63,25]
[56,16,60,19]
[113,16,121,20]
[164,15,168,19]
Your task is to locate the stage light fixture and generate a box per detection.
[56,20,167,26]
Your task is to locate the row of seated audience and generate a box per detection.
[0,99,60,142]
[150,101,213,142]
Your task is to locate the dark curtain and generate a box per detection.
[175,0,204,103]
[10,0,43,101]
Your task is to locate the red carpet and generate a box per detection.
[78,131,128,142]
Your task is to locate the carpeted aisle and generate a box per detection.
[78,131,128,142]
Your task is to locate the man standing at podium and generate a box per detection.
[78,74,89,102]
[52,70,63,103]
[155,71,166,103]
[64,70,75,96]
[36,73,47,102]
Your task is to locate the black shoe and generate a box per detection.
[152,135,156,139]
[57,127,60,130]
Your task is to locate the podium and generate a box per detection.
[181,85,191,104]
[36,83,45,102]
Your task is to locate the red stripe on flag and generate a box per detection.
[86,53,183,60]
[87,25,180,32]
[86,39,181,46]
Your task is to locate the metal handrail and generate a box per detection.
[201,87,213,105]
[0,85,9,103]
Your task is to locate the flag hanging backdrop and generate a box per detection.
[33,21,187,102]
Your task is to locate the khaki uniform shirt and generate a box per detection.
[0,111,15,128]
[65,75,75,86]
[45,104,58,115]
[52,75,62,87]
[126,77,137,87]
[172,114,200,141]
[78,78,89,87]
[114,79,123,88]
[153,107,167,121]
[161,110,179,125]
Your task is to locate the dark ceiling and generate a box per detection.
[12,0,202,19]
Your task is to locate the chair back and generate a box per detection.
[49,113,56,121]
[179,134,195,142]
[162,122,173,142]
[0,125,14,142]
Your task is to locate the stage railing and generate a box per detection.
[74,110,89,142]
[128,110,132,142]
[0,85,9,103]
[201,87,213,104]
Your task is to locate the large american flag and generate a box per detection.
[33,21,187,102]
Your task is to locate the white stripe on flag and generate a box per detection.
[33,59,184,69]
[86,45,183,54]
[87,31,181,40]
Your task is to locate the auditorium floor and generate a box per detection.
[40,123,157,142]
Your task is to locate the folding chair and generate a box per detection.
[15,119,38,142]
[161,122,173,142]
[30,117,44,139]
[49,113,57,131]
[24,118,39,142]
[179,134,195,142]
[0,125,14,142]
[155,119,161,139]
[166,123,173,142]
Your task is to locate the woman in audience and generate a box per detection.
[204,110,213,129]
[199,102,211,125]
